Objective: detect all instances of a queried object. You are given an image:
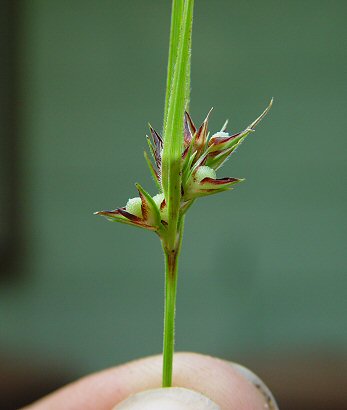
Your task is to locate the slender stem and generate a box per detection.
[162,220,184,387]
[162,247,179,387]
[161,0,194,388]
[164,0,184,131]
[161,0,194,227]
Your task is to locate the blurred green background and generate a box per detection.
[1,0,346,408]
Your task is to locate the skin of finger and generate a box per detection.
[113,387,221,410]
[23,353,267,410]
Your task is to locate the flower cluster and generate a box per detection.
[95,100,272,235]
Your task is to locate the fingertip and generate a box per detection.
[229,362,279,410]
[172,353,276,409]
[113,387,220,410]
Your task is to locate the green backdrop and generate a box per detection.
[1,0,346,375]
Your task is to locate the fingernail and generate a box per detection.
[230,363,279,410]
[113,387,221,410]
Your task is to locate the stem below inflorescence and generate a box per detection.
[162,249,178,387]
[162,220,184,387]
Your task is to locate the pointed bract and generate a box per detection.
[194,108,213,154]
[148,125,163,169]
[94,208,156,230]
[136,183,161,228]
[184,111,196,146]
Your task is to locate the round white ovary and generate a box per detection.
[152,193,164,209]
[113,387,220,410]
[195,166,216,182]
[153,193,168,222]
[184,165,217,200]
[125,197,142,218]
[211,131,229,140]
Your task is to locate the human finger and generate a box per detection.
[24,352,278,410]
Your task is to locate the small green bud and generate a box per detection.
[126,197,142,218]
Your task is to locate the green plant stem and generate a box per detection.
[162,220,184,387]
[164,0,184,131]
[162,247,179,387]
[161,0,194,388]
[162,0,194,240]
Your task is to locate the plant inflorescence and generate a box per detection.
[95,0,272,387]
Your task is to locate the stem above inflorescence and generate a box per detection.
[162,0,194,249]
